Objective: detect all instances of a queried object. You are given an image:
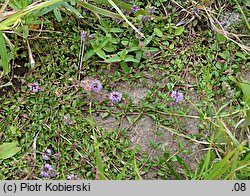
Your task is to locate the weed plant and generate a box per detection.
[0,0,250,180]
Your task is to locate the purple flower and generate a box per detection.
[135,27,142,39]
[219,21,228,27]
[67,174,80,180]
[42,148,52,160]
[41,164,56,178]
[91,80,102,92]
[112,18,121,24]
[131,5,140,13]
[171,90,184,102]
[149,7,155,14]
[109,92,122,103]
[192,8,200,13]
[248,18,250,22]
[123,10,131,16]
[142,15,149,22]
[81,31,87,40]
[30,82,39,92]
[41,171,50,178]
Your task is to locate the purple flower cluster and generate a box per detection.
[112,18,121,24]
[81,31,87,41]
[109,92,122,103]
[41,164,57,178]
[219,21,227,27]
[171,90,184,102]
[192,8,200,13]
[123,10,130,16]
[142,15,149,22]
[42,148,52,160]
[90,80,103,92]
[88,80,122,103]
[67,174,80,180]
[131,5,140,13]
[149,7,155,14]
[30,82,39,92]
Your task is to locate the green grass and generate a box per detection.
[0,0,250,180]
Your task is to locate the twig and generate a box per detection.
[24,130,40,180]
[116,113,125,139]
[125,111,143,132]
[27,39,35,68]
[60,134,94,167]
[0,0,10,18]
[160,124,226,145]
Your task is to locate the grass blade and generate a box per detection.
[0,0,63,30]
[92,129,107,180]
[76,0,122,20]
[0,31,9,74]
[134,158,142,180]
[166,162,181,180]
[205,147,239,180]
[107,0,144,38]
[116,165,127,180]
[196,134,215,179]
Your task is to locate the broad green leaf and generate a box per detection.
[17,25,29,39]
[144,36,153,46]
[83,50,95,61]
[53,7,62,22]
[103,43,117,52]
[101,112,110,119]
[0,31,9,74]
[119,49,128,60]
[147,47,159,52]
[124,55,139,63]
[90,40,98,51]
[169,43,175,50]
[217,33,227,43]
[229,76,250,121]
[121,62,129,73]
[110,28,124,33]
[105,54,122,63]
[154,28,163,37]
[135,51,142,62]
[98,37,110,49]
[9,125,17,134]
[0,81,12,89]
[219,50,230,60]
[0,142,21,160]
[96,49,106,59]
[127,47,140,52]
[235,52,247,60]
[70,0,76,5]
[174,26,185,35]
